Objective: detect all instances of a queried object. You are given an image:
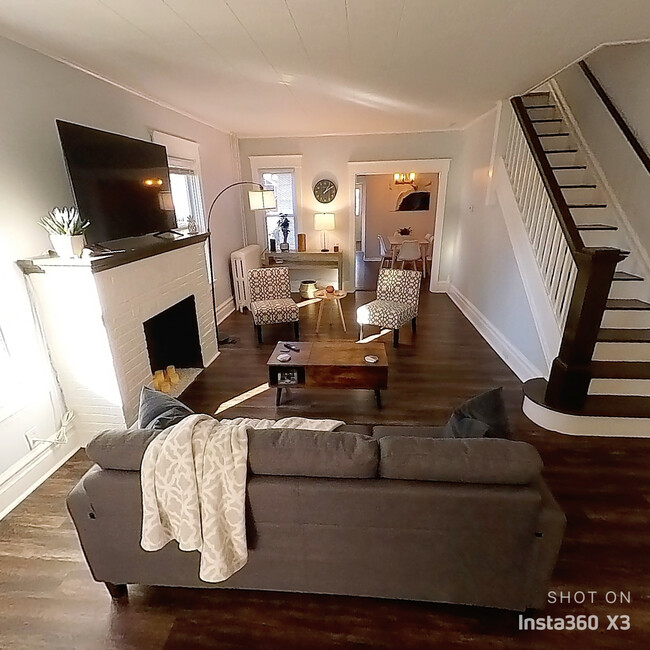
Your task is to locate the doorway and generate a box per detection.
[347,159,450,292]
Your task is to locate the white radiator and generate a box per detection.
[230,244,262,311]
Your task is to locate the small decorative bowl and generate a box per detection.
[326,285,335,293]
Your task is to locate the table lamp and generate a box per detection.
[314,212,335,252]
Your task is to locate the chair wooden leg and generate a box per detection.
[412,317,417,333]
[293,320,300,340]
[393,328,399,348]
[256,324,262,344]
[105,582,128,600]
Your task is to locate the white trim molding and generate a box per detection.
[347,159,451,293]
[448,284,544,382]
[216,296,236,324]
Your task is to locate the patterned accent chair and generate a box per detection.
[356,268,421,347]
[248,267,299,344]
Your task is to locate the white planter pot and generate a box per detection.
[50,234,85,258]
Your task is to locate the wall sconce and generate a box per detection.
[394,172,416,185]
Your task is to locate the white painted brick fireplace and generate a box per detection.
[24,239,217,443]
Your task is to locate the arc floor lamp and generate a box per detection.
[205,182,276,343]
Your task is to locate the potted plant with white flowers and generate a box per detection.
[39,207,90,258]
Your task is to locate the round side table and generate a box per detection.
[314,289,348,333]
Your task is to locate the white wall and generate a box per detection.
[0,35,239,512]
[238,131,463,290]
[361,173,438,259]
[449,110,547,378]
[553,44,650,270]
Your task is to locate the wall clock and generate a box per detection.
[313,178,337,203]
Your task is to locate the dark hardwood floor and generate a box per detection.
[1,266,648,649]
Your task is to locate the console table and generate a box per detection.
[262,251,343,289]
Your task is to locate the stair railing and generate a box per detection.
[505,96,625,410]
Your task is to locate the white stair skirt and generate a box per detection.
[523,396,650,438]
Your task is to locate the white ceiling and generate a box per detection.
[0,0,649,137]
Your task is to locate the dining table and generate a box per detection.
[387,234,430,278]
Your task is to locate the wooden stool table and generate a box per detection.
[267,341,388,407]
[315,289,347,332]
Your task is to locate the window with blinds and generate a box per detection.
[261,170,297,250]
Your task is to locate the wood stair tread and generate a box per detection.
[526,104,556,109]
[612,271,643,281]
[568,203,607,208]
[524,377,650,418]
[545,148,579,153]
[560,184,597,188]
[531,118,563,123]
[599,328,650,342]
[606,298,650,311]
[538,132,570,137]
[591,360,650,378]
[597,326,650,342]
[577,223,617,231]
[551,165,587,170]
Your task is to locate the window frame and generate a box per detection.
[249,155,303,251]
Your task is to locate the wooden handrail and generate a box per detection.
[510,97,585,253]
[578,60,650,176]
[509,95,625,410]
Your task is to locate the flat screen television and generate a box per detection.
[56,120,177,245]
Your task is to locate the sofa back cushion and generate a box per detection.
[379,437,542,485]
[86,428,160,470]
[248,428,378,478]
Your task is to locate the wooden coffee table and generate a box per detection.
[267,341,388,407]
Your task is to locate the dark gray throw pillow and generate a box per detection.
[442,412,490,439]
[86,428,161,471]
[137,386,193,430]
[379,437,542,485]
[248,428,379,478]
[449,387,512,439]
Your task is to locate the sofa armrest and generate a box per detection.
[526,477,566,609]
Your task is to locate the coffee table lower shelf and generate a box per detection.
[267,341,388,409]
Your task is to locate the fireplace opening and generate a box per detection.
[143,295,203,374]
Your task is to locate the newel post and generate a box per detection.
[545,248,624,410]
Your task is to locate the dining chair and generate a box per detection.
[396,240,421,271]
[248,267,299,343]
[378,234,393,268]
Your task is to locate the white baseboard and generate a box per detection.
[0,428,81,521]
[430,280,450,293]
[448,284,544,382]
[216,296,236,324]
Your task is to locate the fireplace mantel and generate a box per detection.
[18,232,209,275]
[19,238,217,442]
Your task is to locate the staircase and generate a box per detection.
[505,90,650,436]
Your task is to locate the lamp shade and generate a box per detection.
[314,212,335,231]
[248,189,277,211]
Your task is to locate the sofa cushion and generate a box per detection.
[448,387,512,439]
[336,424,374,436]
[442,412,490,439]
[137,386,194,430]
[379,437,542,485]
[86,428,160,471]
[372,425,448,439]
[248,428,378,478]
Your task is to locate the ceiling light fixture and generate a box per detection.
[393,172,416,185]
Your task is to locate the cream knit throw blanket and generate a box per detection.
[140,414,343,582]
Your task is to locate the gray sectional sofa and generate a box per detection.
[67,421,565,612]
